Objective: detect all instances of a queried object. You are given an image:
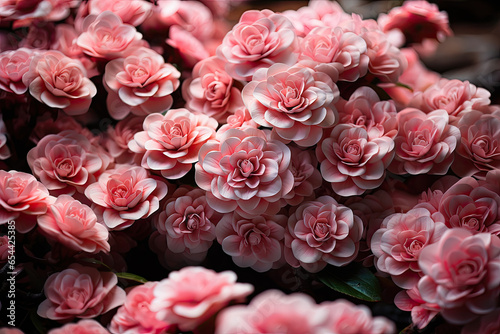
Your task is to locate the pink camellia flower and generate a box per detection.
[0,0,52,28]
[452,110,500,179]
[216,212,286,272]
[182,56,243,123]
[216,9,299,81]
[410,78,491,124]
[298,26,368,82]
[216,290,329,334]
[87,0,153,26]
[0,47,34,94]
[217,106,258,137]
[156,0,213,40]
[166,25,210,69]
[394,286,440,330]
[195,127,294,218]
[155,186,219,256]
[417,228,500,325]
[103,47,180,120]
[0,116,11,160]
[37,194,110,253]
[43,0,79,23]
[37,264,126,320]
[338,86,398,140]
[285,195,363,273]
[110,282,171,334]
[129,108,218,179]
[85,165,168,230]
[18,20,55,50]
[22,50,96,115]
[150,266,254,332]
[242,63,339,147]
[319,299,396,334]
[76,11,145,60]
[462,308,500,334]
[389,108,460,175]
[438,176,500,235]
[371,208,448,289]
[47,319,110,334]
[378,0,452,45]
[27,130,109,195]
[317,124,395,196]
[102,115,144,164]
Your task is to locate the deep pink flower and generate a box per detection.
[371,208,448,289]
[182,56,243,123]
[37,264,126,320]
[285,195,363,273]
[22,50,96,115]
[47,319,110,334]
[217,106,258,137]
[216,9,299,81]
[129,108,217,179]
[27,130,109,195]
[394,286,440,330]
[0,47,34,94]
[318,124,395,196]
[195,127,294,218]
[150,266,254,332]
[110,282,171,334]
[390,108,460,175]
[103,47,180,120]
[216,212,286,272]
[87,0,153,26]
[37,194,110,253]
[85,165,168,230]
[417,228,500,325]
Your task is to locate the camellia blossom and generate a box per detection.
[22,50,96,115]
[85,165,168,230]
[0,47,34,94]
[216,106,258,137]
[216,9,299,81]
[243,63,339,147]
[285,195,363,273]
[150,266,254,332]
[166,25,210,69]
[195,127,294,218]
[37,264,126,320]
[129,108,218,179]
[394,286,440,330]
[0,0,52,28]
[37,194,110,253]
[216,212,286,272]
[47,319,110,334]
[102,115,144,165]
[370,207,448,289]
[318,124,395,197]
[389,108,460,175]
[417,228,500,325]
[87,0,153,26]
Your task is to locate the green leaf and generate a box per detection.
[316,262,381,302]
[395,82,414,92]
[115,272,148,284]
[79,257,113,271]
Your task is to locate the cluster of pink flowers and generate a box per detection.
[0,0,499,333]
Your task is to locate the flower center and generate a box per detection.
[345,143,361,155]
[56,158,74,177]
[186,214,200,230]
[313,220,330,240]
[238,159,254,177]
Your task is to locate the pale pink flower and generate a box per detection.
[371,208,448,289]
[47,319,110,334]
[413,175,459,214]
[154,186,219,256]
[417,228,500,325]
[87,0,153,26]
[151,266,254,332]
[452,110,500,179]
[319,299,396,334]
[76,11,145,60]
[102,115,144,164]
[0,0,52,28]
[110,282,171,334]
[389,108,460,175]
[378,0,452,45]
[215,289,328,334]
[157,0,213,40]
[195,127,294,218]
[0,116,11,160]
[182,56,243,123]
[166,25,210,69]
[217,106,258,137]
[216,212,286,272]
[242,63,339,147]
[338,86,397,140]
[22,50,96,115]
[410,78,491,124]
[43,0,79,22]
[394,286,440,329]
[438,177,500,235]
[285,195,363,273]
[318,124,395,196]
[37,194,110,253]
[27,130,109,195]
[129,108,217,179]
[462,308,500,334]
[0,47,34,94]
[216,9,299,81]
[37,264,126,320]
[85,165,168,230]
[103,47,180,120]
